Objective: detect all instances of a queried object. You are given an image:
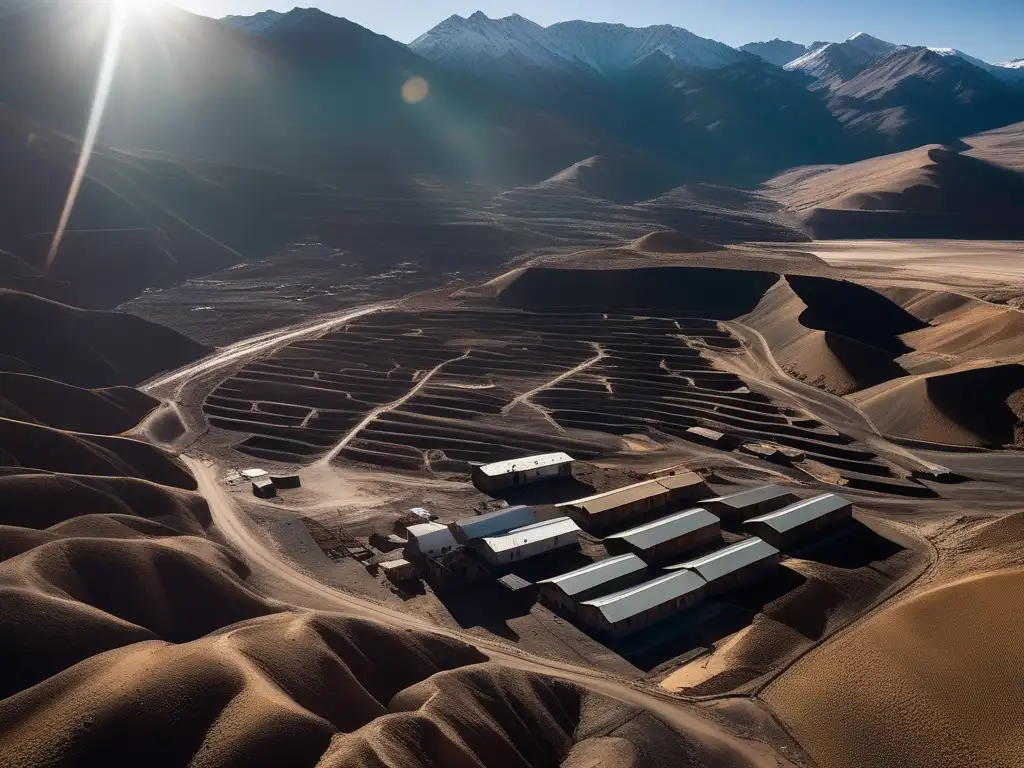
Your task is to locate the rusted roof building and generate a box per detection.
[555,472,708,533]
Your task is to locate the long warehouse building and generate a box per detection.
[556,472,708,533]
[603,508,721,563]
[537,554,648,613]
[471,453,574,494]
[743,493,853,550]
[474,517,581,566]
[579,569,708,638]
[702,485,800,521]
[669,537,781,595]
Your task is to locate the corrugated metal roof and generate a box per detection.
[482,517,580,554]
[539,554,647,597]
[582,570,707,624]
[477,453,574,478]
[669,537,779,582]
[687,426,725,440]
[747,493,851,534]
[557,479,669,516]
[705,484,796,509]
[452,505,535,539]
[604,508,719,551]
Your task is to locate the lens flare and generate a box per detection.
[46,1,128,271]
[401,76,430,104]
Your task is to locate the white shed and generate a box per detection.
[471,453,574,493]
[475,517,581,566]
[405,522,459,560]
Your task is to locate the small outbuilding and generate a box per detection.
[578,569,708,638]
[474,517,581,567]
[450,505,535,542]
[669,537,781,595]
[251,476,276,499]
[743,493,854,550]
[603,507,721,563]
[471,453,575,494]
[555,472,708,534]
[537,554,648,613]
[702,485,800,522]
[380,558,419,583]
[270,474,301,489]
[405,522,459,560]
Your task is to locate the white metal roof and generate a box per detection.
[604,508,719,550]
[481,517,580,554]
[538,553,647,596]
[407,523,458,549]
[746,493,851,533]
[241,468,269,479]
[582,569,707,624]
[669,537,779,582]
[476,452,574,477]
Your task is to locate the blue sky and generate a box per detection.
[172,0,1024,63]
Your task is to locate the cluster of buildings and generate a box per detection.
[390,452,856,640]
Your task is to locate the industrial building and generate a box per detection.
[404,522,459,560]
[556,472,708,533]
[578,569,708,638]
[450,505,535,542]
[474,517,581,566]
[251,476,276,499]
[537,553,648,612]
[471,452,575,494]
[702,485,800,522]
[603,507,721,562]
[669,537,781,594]
[743,493,854,550]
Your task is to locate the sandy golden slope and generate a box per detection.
[765,565,1024,768]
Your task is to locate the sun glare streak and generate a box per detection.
[46,2,128,271]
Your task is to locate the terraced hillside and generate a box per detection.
[204,308,912,490]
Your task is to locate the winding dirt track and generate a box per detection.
[142,302,394,397]
[183,456,788,765]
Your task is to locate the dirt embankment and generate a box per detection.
[765,560,1024,768]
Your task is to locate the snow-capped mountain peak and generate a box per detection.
[410,14,746,74]
[844,32,899,58]
[409,10,574,70]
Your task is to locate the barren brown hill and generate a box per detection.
[963,120,1024,172]
[630,231,726,254]
[0,418,196,489]
[0,290,207,388]
[0,474,210,532]
[765,142,1024,238]
[0,373,157,434]
[852,363,1024,448]
[765,565,1024,768]
[742,276,911,395]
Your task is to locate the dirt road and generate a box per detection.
[183,456,790,765]
[142,302,393,398]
